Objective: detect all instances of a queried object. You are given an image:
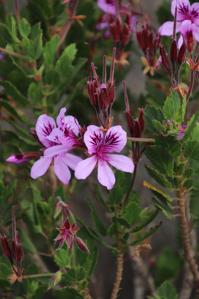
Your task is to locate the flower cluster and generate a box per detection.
[0,212,24,282]
[136,24,160,75]
[55,201,89,253]
[7,107,134,190]
[159,0,199,51]
[96,0,137,56]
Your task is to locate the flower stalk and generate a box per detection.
[176,183,199,291]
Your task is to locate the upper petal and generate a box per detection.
[171,0,190,18]
[54,156,71,184]
[84,125,104,154]
[75,156,97,179]
[104,126,127,153]
[35,114,56,147]
[56,107,67,129]
[62,153,82,170]
[64,115,81,136]
[107,154,134,173]
[97,160,115,190]
[31,157,52,179]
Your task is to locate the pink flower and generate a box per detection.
[159,0,199,43]
[55,220,89,253]
[31,108,82,185]
[97,0,116,15]
[75,125,134,190]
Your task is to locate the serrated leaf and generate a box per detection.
[55,43,77,75]
[149,281,177,299]
[122,192,141,226]
[3,81,28,106]
[54,248,71,269]
[43,35,59,65]
[163,91,185,123]
[18,18,31,38]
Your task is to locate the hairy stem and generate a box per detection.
[110,252,124,299]
[57,0,79,53]
[129,247,155,295]
[83,288,93,299]
[23,273,54,279]
[177,185,199,291]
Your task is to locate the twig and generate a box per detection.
[176,185,199,291]
[110,252,124,299]
[23,273,54,280]
[122,163,138,206]
[57,0,79,53]
[127,137,155,143]
[0,47,29,60]
[83,288,93,299]
[129,247,155,296]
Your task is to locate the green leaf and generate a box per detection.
[6,16,19,42]
[3,81,28,106]
[43,35,59,65]
[184,112,199,140]
[28,82,42,104]
[89,202,106,236]
[146,165,173,189]
[53,289,83,299]
[55,43,77,75]
[163,91,185,123]
[155,248,181,285]
[149,281,178,299]
[122,192,141,226]
[54,248,71,269]
[18,18,31,38]
[1,99,22,120]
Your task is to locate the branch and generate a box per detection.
[176,185,199,291]
[57,0,79,53]
[110,252,124,299]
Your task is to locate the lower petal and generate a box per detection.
[159,21,175,36]
[63,153,82,170]
[54,156,71,185]
[44,144,70,157]
[75,156,97,180]
[31,157,52,179]
[97,160,115,190]
[107,154,134,173]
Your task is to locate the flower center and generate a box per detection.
[178,4,199,22]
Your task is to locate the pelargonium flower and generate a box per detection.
[75,125,134,190]
[31,108,82,184]
[159,0,199,44]
[96,0,137,41]
[55,220,89,253]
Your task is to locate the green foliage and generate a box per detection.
[149,281,178,299]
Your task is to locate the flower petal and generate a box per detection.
[54,156,71,184]
[97,0,116,15]
[75,156,97,179]
[31,157,52,179]
[107,154,134,173]
[63,153,82,170]
[44,144,71,157]
[104,126,127,153]
[64,116,81,136]
[84,125,104,154]
[97,160,115,190]
[56,107,67,128]
[159,21,175,36]
[171,0,190,18]
[35,114,56,147]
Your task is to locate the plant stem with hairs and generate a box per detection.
[57,0,79,53]
[110,249,124,299]
[176,182,199,291]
